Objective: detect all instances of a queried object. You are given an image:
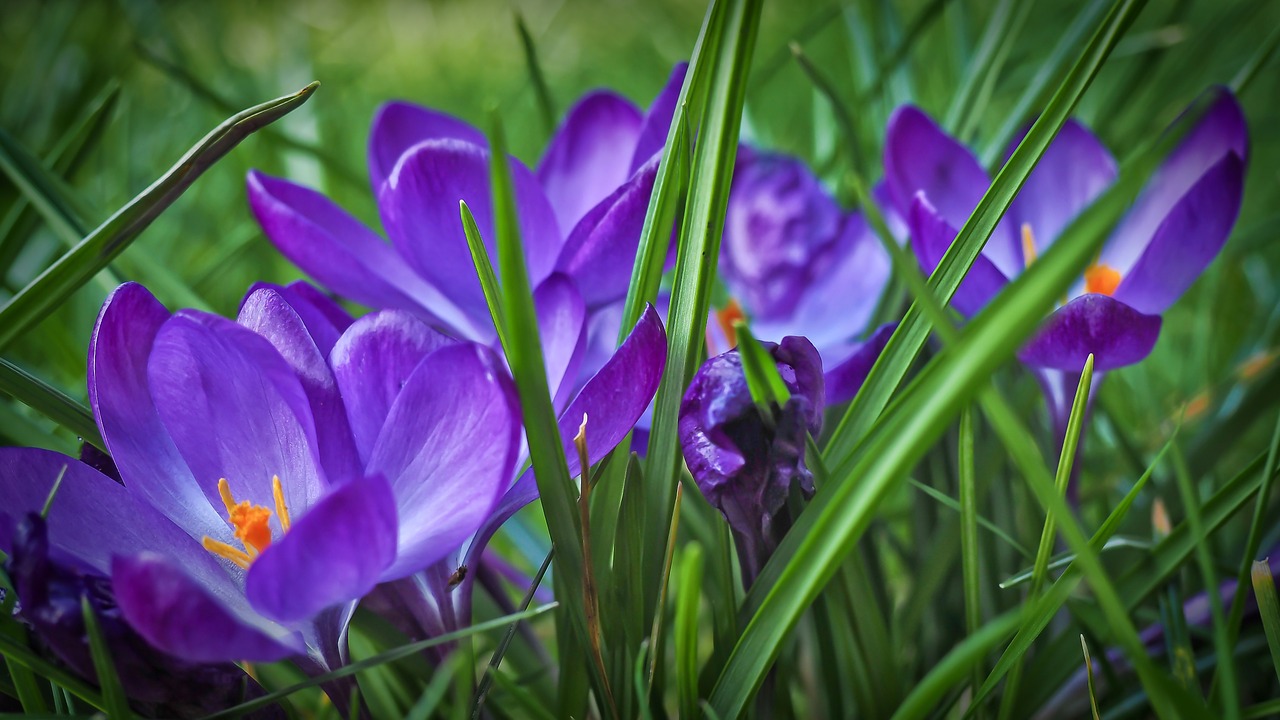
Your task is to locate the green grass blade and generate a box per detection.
[80,597,132,719]
[908,478,1030,557]
[0,629,107,713]
[0,82,318,353]
[1081,635,1101,720]
[0,358,103,449]
[1170,443,1239,719]
[472,548,553,719]
[459,200,508,349]
[641,0,761,625]
[733,321,791,410]
[958,407,983,715]
[823,0,1149,479]
[198,604,557,720]
[1251,562,1280,687]
[887,610,1020,720]
[674,543,704,720]
[998,355,1094,720]
[514,14,556,138]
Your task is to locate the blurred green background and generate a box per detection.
[1,0,1277,470]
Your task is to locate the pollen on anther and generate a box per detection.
[1021,224,1038,267]
[273,475,291,532]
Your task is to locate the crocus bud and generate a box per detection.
[678,336,823,585]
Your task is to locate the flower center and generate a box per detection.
[1084,263,1122,296]
[202,476,291,569]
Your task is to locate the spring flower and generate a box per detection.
[246,64,685,387]
[719,148,896,404]
[678,337,823,586]
[0,281,521,674]
[885,87,1248,375]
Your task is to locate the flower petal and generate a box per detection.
[1111,153,1245,314]
[366,344,521,579]
[247,170,476,334]
[1017,294,1163,372]
[1102,87,1249,274]
[1007,119,1117,259]
[467,304,666,564]
[534,274,588,410]
[0,449,227,588]
[246,475,398,623]
[148,310,325,522]
[629,62,688,173]
[367,101,487,192]
[537,91,644,231]
[823,322,896,405]
[554,156,659,308]
[330,310,457,465]
[113,553,303,663]
[244,280,354,357]
[379,139,561,338]
[87,283,223,540]
[907,193,1008,316]
[238,287,362,484]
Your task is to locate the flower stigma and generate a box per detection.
[201,476,290,569]
[713,298,746,354]
[1084,263,1122,296]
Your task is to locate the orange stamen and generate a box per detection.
[1084,263,1122,296]
[206,477,287,567]
[272,475,291,532]
[202,537,252,569]
[715,298,746,350]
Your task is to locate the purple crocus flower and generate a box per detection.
[6,513,274,719]
[678,337,823,586]
[246,64,685,390]
[719,147,896,405]
[0,281,522,680]
[884,88,1248,376]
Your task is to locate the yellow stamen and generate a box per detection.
[218,477,237,516]
[272,475,291,532]
[1021,223,1037,267]
[1084,263,1122,296]
[202,537,252,569]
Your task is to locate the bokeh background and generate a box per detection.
[2,0,1278,480]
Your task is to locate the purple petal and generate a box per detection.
[367,101,487,192]
[1007,119,1117,260]
[246,475,398,623]
[113,553,302,663]
[823,322,896,405]
[0,449,229,590]
[908,194,1009,316]
[1111,153,1246,315]
[1102,88,1249,274]
[537,91,644,231]
[468,304,667,564]
[330,310,457,466]
[555,156,659,309]
[1017,294,1163,372]
[629,62,688,173]
[148,310,326,522]
[87,283,224,540]
[379,139,562,338]
[238,287,362,484]
[244,281,354,357]
[366,344,522,579]
[534,274,588,410]
[248,171,476,333]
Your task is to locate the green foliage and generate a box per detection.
[2,0,1279,718]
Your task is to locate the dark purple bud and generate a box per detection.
[679,336,823,585]
[6,514,276,719]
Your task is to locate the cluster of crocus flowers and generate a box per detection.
[0,281,525,674]
[885,87,1247,379]
[678,337,824,586]
[719,147,896,405]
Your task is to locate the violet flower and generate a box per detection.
[678,337,824,586]
[884,88,1247,376]
[720,148,897,404]
[246,64,685,395]
[5,513,275,719]
[0,281,522,678]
